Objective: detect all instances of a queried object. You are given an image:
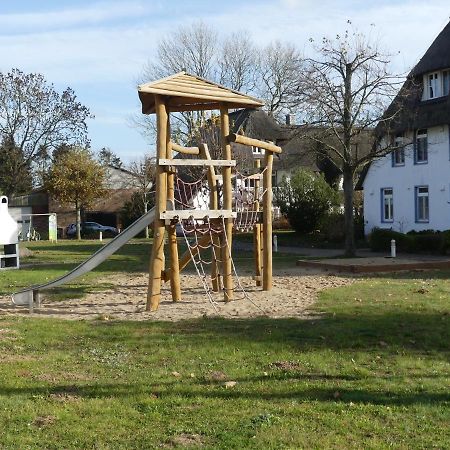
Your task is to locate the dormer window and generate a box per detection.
[251,146,265,157]
[423,69,450,100]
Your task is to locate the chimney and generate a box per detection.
[285,114,291,125]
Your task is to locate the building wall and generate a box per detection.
[363,125,450,234]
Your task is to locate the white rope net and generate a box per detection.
[178,216,264,313]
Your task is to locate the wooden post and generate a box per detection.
[166,115,181,302]
[220,106,234,301]
[147,95,168,311]
[262,150,274,291]
[199,143,221,292]
[253,158,262,287]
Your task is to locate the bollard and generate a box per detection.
[273,234,278,253]
[99,231,103,242]
[391,239,396,258]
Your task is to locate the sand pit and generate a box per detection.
[0,268,353,321]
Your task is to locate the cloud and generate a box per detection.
[0,1,151,34]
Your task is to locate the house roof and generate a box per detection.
[409,21,450,77]
[359,22,450,189]
[379,22,450,135]
[229,108,282,141]
[138,72,264,114]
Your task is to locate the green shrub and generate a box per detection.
[369,228,450,254]
[275,169,339,234]
[368,228,412,252]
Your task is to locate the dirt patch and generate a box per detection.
[166,433,206,448]
[34,372,93,383]
[32,415,56,428]
[0,268,353,321]
[1,353,36,363]
[269,360,303,371]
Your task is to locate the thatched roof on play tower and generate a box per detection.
[138,72,264,114]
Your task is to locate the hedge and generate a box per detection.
[368,228,450,254]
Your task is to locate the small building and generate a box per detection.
[361,22,450,234]
[9,165,141,237]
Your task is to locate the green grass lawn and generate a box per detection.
[0,240,449,448]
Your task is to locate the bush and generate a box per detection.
[275,169,339,234]
[369,228,450,254]
[368,228,411,252]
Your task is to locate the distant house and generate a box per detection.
[229,108,372,189]
[361,22,450,234]
[9,165,140,237]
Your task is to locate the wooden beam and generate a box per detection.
[262,151,274,291]
[147,95,168,311]
[160,210,236,220]
[158,159,236,167]
[199,143,221,292]
[227,133,282,154]
[220,105,234,302]
[169,142,200,155]
[253,158,262,287]
[166,116,182,303]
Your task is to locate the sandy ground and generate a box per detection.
[0,267,354,321]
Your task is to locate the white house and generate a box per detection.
[362,22,450,235]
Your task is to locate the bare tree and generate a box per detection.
[219,31,257,93]
[127,156,156,238]
[135,21,219,148]
[296,26,405,255]
[144,21,218,80]
[256,41,303,120]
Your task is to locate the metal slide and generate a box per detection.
[12,207,156,309]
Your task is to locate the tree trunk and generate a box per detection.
[144,198,149,239]
[76,202,81,240]
[343,167,355,256]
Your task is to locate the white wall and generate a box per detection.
[363,125,450,234]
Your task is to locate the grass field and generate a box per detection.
[0,240,449,448]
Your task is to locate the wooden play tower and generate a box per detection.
[138,72,282,311]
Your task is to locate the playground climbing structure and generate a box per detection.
[138,72,282,311]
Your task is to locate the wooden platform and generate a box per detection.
[296,257,450,273]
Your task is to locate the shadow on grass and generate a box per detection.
[66,311,450,355]
[1,379,448,407]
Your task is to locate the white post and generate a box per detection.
[273,234,278,253]
[390,239,396,258]
[99,231,103,242]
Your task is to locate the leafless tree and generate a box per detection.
[144,21,218,81]
[256,41,303,121]
[134,21,220,148]
[218,31,257,93]
[295,26,405,255]
[127,156,156,238]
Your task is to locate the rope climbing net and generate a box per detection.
[178,215,263,313]
[233,168,268,232]
[173,167,268,231]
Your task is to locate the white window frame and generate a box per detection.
[415,186,429,223]
[251,146,264,157]
[381,188,394,222]
[392,134,405,166]
[443,70,450,96]
[423,69,450,100]
[415,129,428,164]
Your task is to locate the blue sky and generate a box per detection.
[0,1,449,163]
